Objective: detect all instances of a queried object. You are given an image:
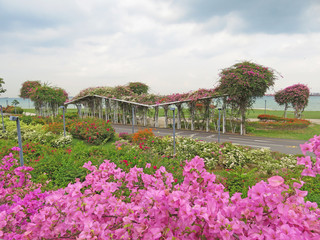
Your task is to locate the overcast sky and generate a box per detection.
[1,0,320,98]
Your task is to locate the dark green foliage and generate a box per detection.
[0,78,6,95]
[128,82,149,95]
[301,175,320,204]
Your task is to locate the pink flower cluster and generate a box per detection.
[298,135,320,177]
[73,83,217,106]
[275,84,310,115]
[1,136,320,239]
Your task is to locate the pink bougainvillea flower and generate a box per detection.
[301,168,316,177]
[268,176,284,187]
[11,147,21,151]
[145,163,151,168]
[300,143,313,155]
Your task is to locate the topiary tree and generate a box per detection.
[128,82,149,95]
[19,81,41,99]
[275,84,309,119]
[29,85,68,116]
[0,78,6,95]
[274,89,291,118]
[217,61,278,135]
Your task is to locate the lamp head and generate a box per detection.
[59,106,65,109]
[9,116,18,121]
[170,107,175,111]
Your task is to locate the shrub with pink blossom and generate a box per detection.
[0,136,320,239]
[217,61,278,135]
[275,84,310,118]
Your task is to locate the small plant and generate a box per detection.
[118,132,132,141]
[68,118,115,145]
[2,105,23,114]
[132,128,154,143]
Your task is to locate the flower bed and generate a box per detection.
[254,114,310,129]
[67,118,115,145]
[1,136,320,239]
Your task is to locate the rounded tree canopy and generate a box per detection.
[20,81,41,99]
[275,84,310,110]
[128,82,149,95]
[217,61,277,109]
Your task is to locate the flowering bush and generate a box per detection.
[19,80,41,99]
[147,136,256,169]
[128,82,149,95]
[2,105,23,114]
[73,83,218,105]
[118,132,132,141]
[20,81,68,116]
[255,114,310,129]
[1,136,320,239]
[275,84,310,118]
[68,118,114,145]
[132,128,154,143]
[217,61,278,135]
[0,118,72,148]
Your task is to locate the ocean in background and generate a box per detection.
[0,96,319,111]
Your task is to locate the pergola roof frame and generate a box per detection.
[64,94,228,108]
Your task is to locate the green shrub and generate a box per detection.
[0,118,72,148]
[20,115,33,125]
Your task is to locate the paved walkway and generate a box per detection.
[112,124,307,155]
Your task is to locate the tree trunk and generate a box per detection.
[284,104,288,118]
[240,107,246,135]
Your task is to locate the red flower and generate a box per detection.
[153,166,157,170]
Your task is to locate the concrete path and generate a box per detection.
[112,124,308,155]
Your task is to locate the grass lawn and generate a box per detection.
[248,123,320,140]
[247,109,320,119]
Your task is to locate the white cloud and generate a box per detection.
[1,0,320,99]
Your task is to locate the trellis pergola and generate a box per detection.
[65,94,228,132]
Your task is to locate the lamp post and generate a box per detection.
[132,106,135,134]
[9,116,24,166]
[170,107,176,155]
[218,108,222,143]
[0,105,5,133]
[265,100,267,114]
[59,106,66,137]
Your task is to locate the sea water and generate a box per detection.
[0,96,319,111]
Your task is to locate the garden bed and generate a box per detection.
[0,115,320,239]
